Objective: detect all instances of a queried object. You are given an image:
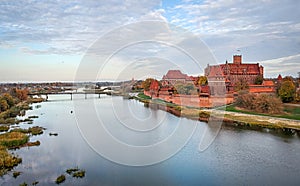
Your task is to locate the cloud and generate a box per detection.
[0,0,162,55]
[167,0,300,62]
[1,0,299,81]
[260,54,300,77]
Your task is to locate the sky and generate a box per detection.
[0,0,300,82]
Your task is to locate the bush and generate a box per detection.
[235,90,257,109]
[254,94,283,114]
[236,92,283,114]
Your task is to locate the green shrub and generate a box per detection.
[55,175,66,184]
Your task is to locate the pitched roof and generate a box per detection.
[277,74,282,80]
[220,63,260,75]
[207,66,224,77]
[163,70,188,79]
[262,80,274,86]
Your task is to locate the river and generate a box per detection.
[1,95,300,185]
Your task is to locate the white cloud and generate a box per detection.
[260,53,300,77]
[167,0,300,63]
[0,0,162,55]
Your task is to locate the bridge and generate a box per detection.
[28,91,111,100]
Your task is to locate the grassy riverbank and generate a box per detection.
[0,132,28,175]
[135,93,300,131]
[225,104,300,121]
[0,97,45,176]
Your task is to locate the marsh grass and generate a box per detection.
[13,171,21,178]
[55,174,66,184]
[66,167,79,175]
[0,145,22,176]
[10,126,44,136]
[72,170,85,178]
[0,125,9,132]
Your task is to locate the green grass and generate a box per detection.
[225,104,300,120]
[0,132,29,148]
[10,126,44,136]
[0,131,41,176]
[137,93,151,100]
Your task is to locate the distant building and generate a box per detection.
[162,70,194,86]
[205,55,264,93]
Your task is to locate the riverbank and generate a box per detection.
[134,93,300,132]
[0,97,45,176]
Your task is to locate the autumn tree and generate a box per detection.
[236,90,256,110]
[1,93,15,107]
[141,78,155,91]
[236,91,283,114]
[0,99,9,112]
[254,75,263,85]
[174,83,197,95]
[295,89,300,102]
[253,94,283,114]
[10,88,28,101]
[198,76,208,86]
[278,79,296,103]
[16,89,29,101]
[234,78,249,92]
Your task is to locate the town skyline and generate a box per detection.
[1,0,299,82]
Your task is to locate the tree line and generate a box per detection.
[0,88,28,113]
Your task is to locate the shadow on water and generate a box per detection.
[221,124,300,140]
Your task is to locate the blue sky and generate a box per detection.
[0,0,299,82]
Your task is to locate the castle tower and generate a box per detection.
[233,55,242,64]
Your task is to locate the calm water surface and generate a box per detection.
[1,95,300,185]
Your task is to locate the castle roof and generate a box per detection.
[163,70,189,80]
[206,66,224,77]
[262,80,274,86]
[220,63,261,75]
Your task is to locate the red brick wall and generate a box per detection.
[144,91,233,108]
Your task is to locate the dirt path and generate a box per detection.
[204,109,300,130]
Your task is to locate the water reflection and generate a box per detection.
[1,95,300,185]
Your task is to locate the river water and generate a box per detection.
[1,95,300,185]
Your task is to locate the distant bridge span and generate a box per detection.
[28,91,110,100]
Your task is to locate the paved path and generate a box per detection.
[204,109,300,130]
[284,103,300,107]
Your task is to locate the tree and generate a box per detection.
[234,78,249,92]
[253,94,283,114]
[278,80,296,102]
[236,91,283,114]
[236,90,256,110]
[174,83,197,95]
[254,75,263,85]
[141,78,155,91]
[0,99,9,112]
[198,76,208,86]
[10,88,29,101]
[1,93,15,107]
